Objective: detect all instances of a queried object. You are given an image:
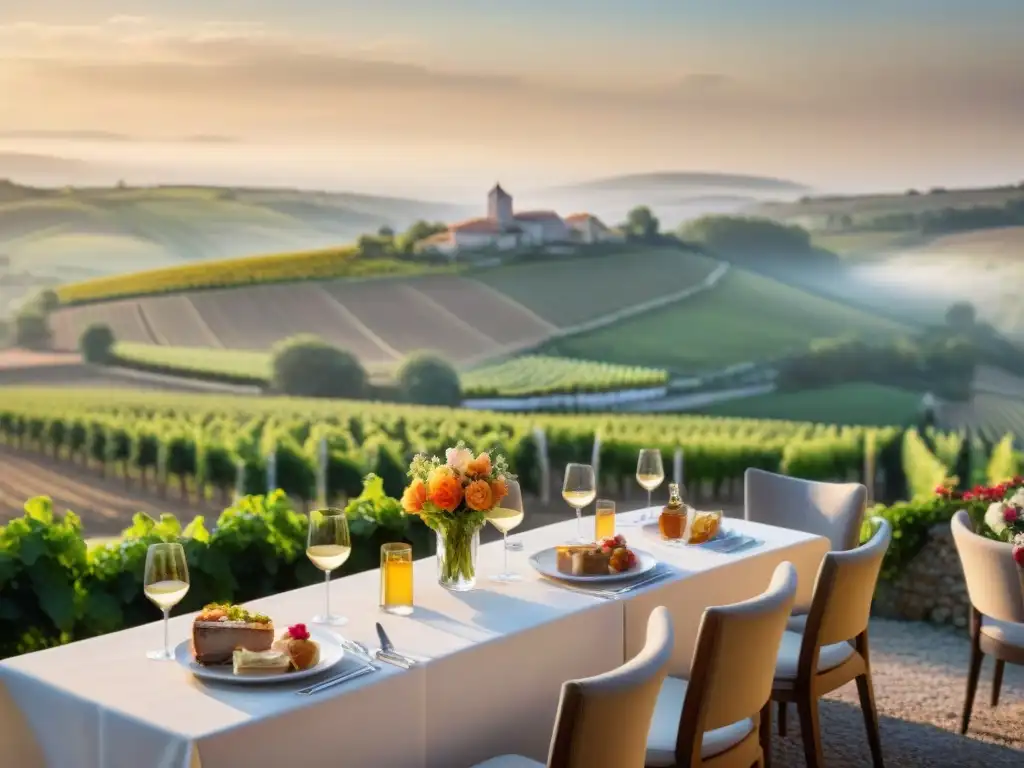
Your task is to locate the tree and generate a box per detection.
[625,206,659,241]
[377,225,395,239]
[35,289,59,313]
[397,220,448,253]
[79,323,116,363]
[945,302,976,331]
[270,335,367,399]
[397,353,461,406]
[14,311,50,350]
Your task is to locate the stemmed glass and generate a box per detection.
[562,463,597,542]
[489,479,525,583]
[636,449,665,522]
[307,508,352,626]
[143,543,190,661]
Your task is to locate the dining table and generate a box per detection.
[0,508,829,768]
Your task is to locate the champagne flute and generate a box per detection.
[143,542,190,661]
[488,479,525,583]
[636,449,665,522]
[307,508,352,626]
[562,463,596,543]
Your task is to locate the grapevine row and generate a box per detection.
[0,388,904,502]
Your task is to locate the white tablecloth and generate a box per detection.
[0,509,827,768]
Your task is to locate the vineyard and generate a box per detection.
[0,388,902,506]
[55,246,442,305]
[461,356,667,397]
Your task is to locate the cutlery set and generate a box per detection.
[547,567,675,600]
[297,623,417,695]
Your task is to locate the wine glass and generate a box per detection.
[636,449,665,522]
[307,508,352,626]
[489,479,525,583]
[143,542,190,661]
[562,463,596,542]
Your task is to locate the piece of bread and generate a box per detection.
[233,649,291,676]
[272,624,321,671]
[192,604,274,665]
[555,545,611,576]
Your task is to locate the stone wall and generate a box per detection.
[873,523,970,628]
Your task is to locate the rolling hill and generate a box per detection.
[48,247,719,367]
[0,181,470,281]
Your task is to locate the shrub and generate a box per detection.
[397,353,461,406]
[270,335,367,399]
[79,323,116,363]
[0,483,430,658]
[14,310,50,349]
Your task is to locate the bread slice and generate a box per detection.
[233,649,292,676]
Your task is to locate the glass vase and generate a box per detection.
[436,524,481,592]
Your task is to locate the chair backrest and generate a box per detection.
[674,563,798,765]
[951,510,1024,624]
[745,468,866,551]
[547,606,674,768]
[802,517,892,654]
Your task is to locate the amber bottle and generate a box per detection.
[658,483,686,540]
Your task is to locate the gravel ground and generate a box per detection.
[771,618,1024,766]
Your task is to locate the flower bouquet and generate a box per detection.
[401,442,513,591]
[981,488,1024,575]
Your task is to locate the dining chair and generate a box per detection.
[744,468,867,635]
[471,605,675,768]
[644,561,798,768]
[950,509,1024,734]
[766,516,891,768]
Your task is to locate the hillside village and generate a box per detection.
[416,183,622,255]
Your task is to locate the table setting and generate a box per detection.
[0,443,829,768]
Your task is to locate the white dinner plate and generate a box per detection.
[174,627,344,684]
[529,547,658,583]
[641,520,728,546]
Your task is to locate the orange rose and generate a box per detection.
[466,452,492,477]
[401,478,427,515]
[464,479,494,512]
[427,467,464,512]
[490,476,509,504]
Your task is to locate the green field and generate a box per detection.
[0,182,467,280]
[758,184,1024,224]
[541,268,909,373]
[700,383,923,426]
[113,344,664,397]
[474,247,719,327]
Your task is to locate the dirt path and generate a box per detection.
[0,445,214,536]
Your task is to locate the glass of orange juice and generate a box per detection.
[595,499,616,540]
[380,543,414,616]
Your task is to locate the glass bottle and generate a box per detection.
[658,483,686,541]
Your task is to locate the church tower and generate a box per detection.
[487,183,514,227]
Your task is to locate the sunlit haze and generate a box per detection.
[1,1,1023,195]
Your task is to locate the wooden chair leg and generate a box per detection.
[961,632,984,734]
[777,701,788,737]
[796,695,824,768]
[759,701,772,768]
[991,659,1005,708]
[856,672,884,768]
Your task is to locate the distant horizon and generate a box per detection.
[1,137,1021,204]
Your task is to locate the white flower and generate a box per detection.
[445,446,473,474]
[986,502,1009,535]
[1010,489,1024,508]
[1014,532,1024,548]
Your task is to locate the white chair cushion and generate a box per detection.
[775,630,854,679]
[645,676,754,766]
[786,613,808,633]
[471,756,544,768]
[982,616,1024,648]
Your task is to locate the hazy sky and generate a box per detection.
[1,1,1023,193]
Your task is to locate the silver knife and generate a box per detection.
[375,622,416,667]
[296,664,376,696]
